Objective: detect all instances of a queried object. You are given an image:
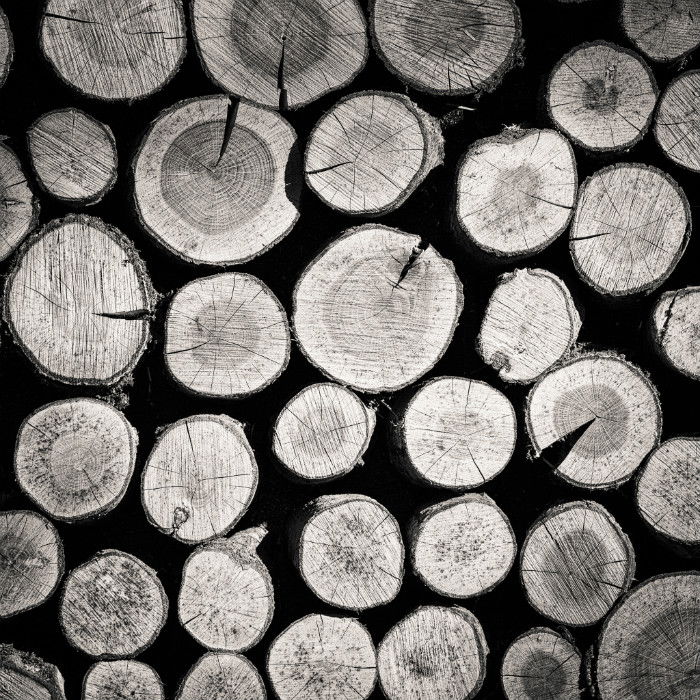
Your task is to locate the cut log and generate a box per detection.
[178,526,274,652]
[272,382,375,482]
[520,501,635,627]
[0,7,12,89]
[594,571,700,699]
[636,437,700,549]
[621,0,700,63]
[409,493,516,598]
[0,510,64,619]
[377,605,488,700]
[177,653,265,700]
[133,95,301,266]
[478,269,581,383]
[27,108,117,204]
[569,164,690,297]
[3,215,155,385]
[454,128,577,259]
[0,645,66,700]
[526,353,662,488]
[266,614,377,700]
[293,225,463,393]
[191,0,367,110]
[82,661,164,700]
[654,70,700,173]
[15,398,137,522]
[546,42,657,152]
[142,415,258,544]
[39,0,186,100]
[394,376,517,490]
[650,286,700,380]
[165,273,290,397]
[370,0,521,96]
[501,627,581,700]
[59,550,167,659]
[305,91,443,215]
[0,142,39,262]
[293,494,404,610]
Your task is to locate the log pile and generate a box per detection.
[1,1,699,699]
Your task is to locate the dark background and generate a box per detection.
[1,0,699,698]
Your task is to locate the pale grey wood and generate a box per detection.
[142,415,258,544]
[267,614,376,700]
[377,605,488,700]
[15,399,137,522]
[165,273,290,397]
[0,511,64,619]
[547,42,657,152]
[370,0,521,96]
[455,128,576,258]
[133,95,301,266]
[594,572,700,699]
[293,225,464,393]
[526,353,662,488]
[0,7,12,89]
[82,661,164,700]
[478,268,581,383]
[40,0,186,100]
[59,550,167,659]
[305,91,443,215]
[520,501,635,627]
[177,653,266,700]
[0,645,67,700]
[178,526,274,652]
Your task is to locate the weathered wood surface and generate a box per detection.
[142,415,258,544]
[0,645,67,700]
[40,0,186,100]
[0,7,12,89]
[266,614,377,700]
[27,109,117,204]
[455,128,577,259]
[82,661,164,700]
[192,0,368,109]
[177,652,266,700]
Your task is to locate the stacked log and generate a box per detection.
[177,653,266,700]
[83,661,164,700]
[0,6,11,88]
[0,645,67,700]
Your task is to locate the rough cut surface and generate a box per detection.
[521,501,635,626]
[397,376,517,489]
[478,268,581,383]
[3,215,155,385]
[267,614,377,700]
[176,652,266,700]
[142,415,258,544]
[455,128,577,258]
[526,353,662,488]
[15,399,137,522]
[294,225,463,393]
[192,0,367,109]
[27,108,117,204]
[377,605,488,700]
[272,382,375,481]
[595,572,700,699]
[654,70,700,173]
[636,437,700,547]
[59,550,167,659]
[40,0,186,100]
[0,645,67,700]
[651,286,700,380]
[370,0,521,95]
[305,91,443,215]
[409,493,516,598]
[547,42,657,152]
[622,0,700,62]
[501,627,581,700]
[295,494,404,610]
[178,527,274,652]
[165,273,290,397]
[82,661,164,700]
[570,164,689,297]
[0,511,64,619]
[0,6,11,89]
[133,95,301,265]
[0,142,39,262]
